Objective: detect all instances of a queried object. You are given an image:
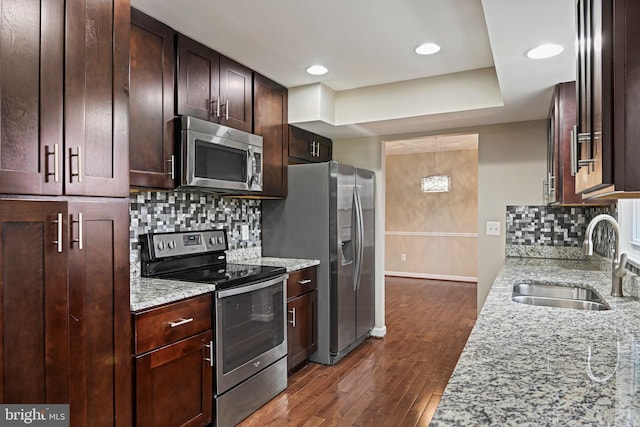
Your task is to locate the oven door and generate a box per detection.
[215,275,287,394]
[182,128,263,193]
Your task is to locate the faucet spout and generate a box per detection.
[583,214,627,297]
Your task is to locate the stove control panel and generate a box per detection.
[141,229,227,259]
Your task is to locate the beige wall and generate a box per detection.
[385,149,478,280]
[333,119,546,324]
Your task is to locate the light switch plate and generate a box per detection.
[486,221,501,236]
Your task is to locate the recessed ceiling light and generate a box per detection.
[306,65,328,75]
[525,43,564,59]
[415,42,441,55]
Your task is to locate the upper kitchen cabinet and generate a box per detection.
[288,126,332,164]
[65,0,130,197]
[254,73,288,198]
[546,81,605,205]
[0,0,129,197]
[0,0,63,195]
[176,35,253,132]
[129,8,176,189]
[575,0,640,198]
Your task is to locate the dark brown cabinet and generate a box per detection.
[254,74,289,198]
[289,126,332,164]
[129,8,176,189]
[546,81,607,205]
[0,0,64,196]
[134,295,213,427]
[575,0,640,198]
[0,199,132,426]
[64,0,130,197]
[286,267,318,374]
[0,0,129,197]
[177,35,252,133]
[0,1,131,425]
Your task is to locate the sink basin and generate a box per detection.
[511,281,610,311]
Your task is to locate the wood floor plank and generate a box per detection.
[238,277,476,427]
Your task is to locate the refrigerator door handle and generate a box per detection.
[353,186,365,291]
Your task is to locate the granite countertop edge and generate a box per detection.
[130,257,320,312]
[430,256,640,426]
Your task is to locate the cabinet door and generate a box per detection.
[0,0,64,195]
[575,0,613,194]
[136,331,213,427]
[288,126,315,163]
[314,134,333,162]
[176,35,220,122]
[254,74,288,197]
[130,8,176,189]
[219,56,253,132]
[0,200,69,403]
[289,126,332,164]
[65,0,130,197]
[68,199,131,427]
[287,291,317,373]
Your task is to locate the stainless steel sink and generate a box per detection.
[511,281,610,311]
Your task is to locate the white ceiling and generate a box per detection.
[130,0,577,140]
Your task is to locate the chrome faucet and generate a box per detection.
[583,214,628,297]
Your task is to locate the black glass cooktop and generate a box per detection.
[153,262,287,291]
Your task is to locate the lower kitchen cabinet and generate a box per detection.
[286,266,318,373]
[0,198,131,426]
[133,295,213,427]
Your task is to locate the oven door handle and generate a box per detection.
[216,274,288,298]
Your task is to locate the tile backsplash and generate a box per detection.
[129,191,261,262]
[506,205,614,247]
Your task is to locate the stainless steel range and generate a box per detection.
[140,229,288,427]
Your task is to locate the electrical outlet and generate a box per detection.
[486,221,501,236]
[401,253,407,261]
[241,224,250,240]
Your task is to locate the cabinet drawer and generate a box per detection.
[287,266,317,299]
[135,294,212,354]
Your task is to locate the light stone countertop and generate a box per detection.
[130,257,320,312]
[239,256,320,272]
[431,257,640,426]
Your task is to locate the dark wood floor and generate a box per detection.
[239,276,477,427]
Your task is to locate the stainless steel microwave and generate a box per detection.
[176,116,263,193]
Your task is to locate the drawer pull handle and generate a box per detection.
[297,279,312,285]
[168,318,194,328]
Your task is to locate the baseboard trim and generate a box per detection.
[385,271,477,283]
[370,326,387,338]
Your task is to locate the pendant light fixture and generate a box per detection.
[421,137,451,193]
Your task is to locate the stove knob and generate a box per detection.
[217,236,225,244]
[168,240,176,249]
[157,241,166,251]
[210,237,217,245]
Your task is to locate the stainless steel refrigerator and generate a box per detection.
[262,161,375,365]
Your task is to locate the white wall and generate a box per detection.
[333,119,547,323]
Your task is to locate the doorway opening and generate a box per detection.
[383,133,479,283]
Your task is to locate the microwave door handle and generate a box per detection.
[247,148,254,187]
